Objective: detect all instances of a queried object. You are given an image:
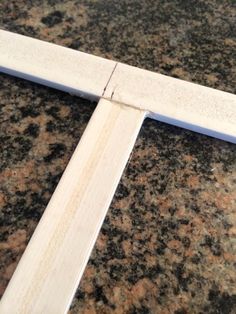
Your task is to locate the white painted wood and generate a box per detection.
[103,63,236,143]
[0,29,116,100]
[0,99,146,314]
[1,30,236,142]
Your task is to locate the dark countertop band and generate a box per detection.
[0,1,236,313]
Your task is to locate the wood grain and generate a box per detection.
[0,99,146,314]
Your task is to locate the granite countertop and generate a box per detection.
[0,1,236,313]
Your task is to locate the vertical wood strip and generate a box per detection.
[0,99,146,314]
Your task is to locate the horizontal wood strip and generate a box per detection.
[103,63,236,143]
[0,29,116,100]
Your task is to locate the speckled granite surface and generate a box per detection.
[0,1,236,313]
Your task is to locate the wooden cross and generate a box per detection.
[0,30,235,313]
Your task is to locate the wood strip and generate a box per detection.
[1,30,235,142]
[0,29,116,100]
[103,63,236,143]
[0,99,146,314]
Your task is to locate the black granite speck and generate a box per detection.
[41,11,64,27]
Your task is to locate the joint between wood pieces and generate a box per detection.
[102,62,118,97]
[100,96,149,117]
